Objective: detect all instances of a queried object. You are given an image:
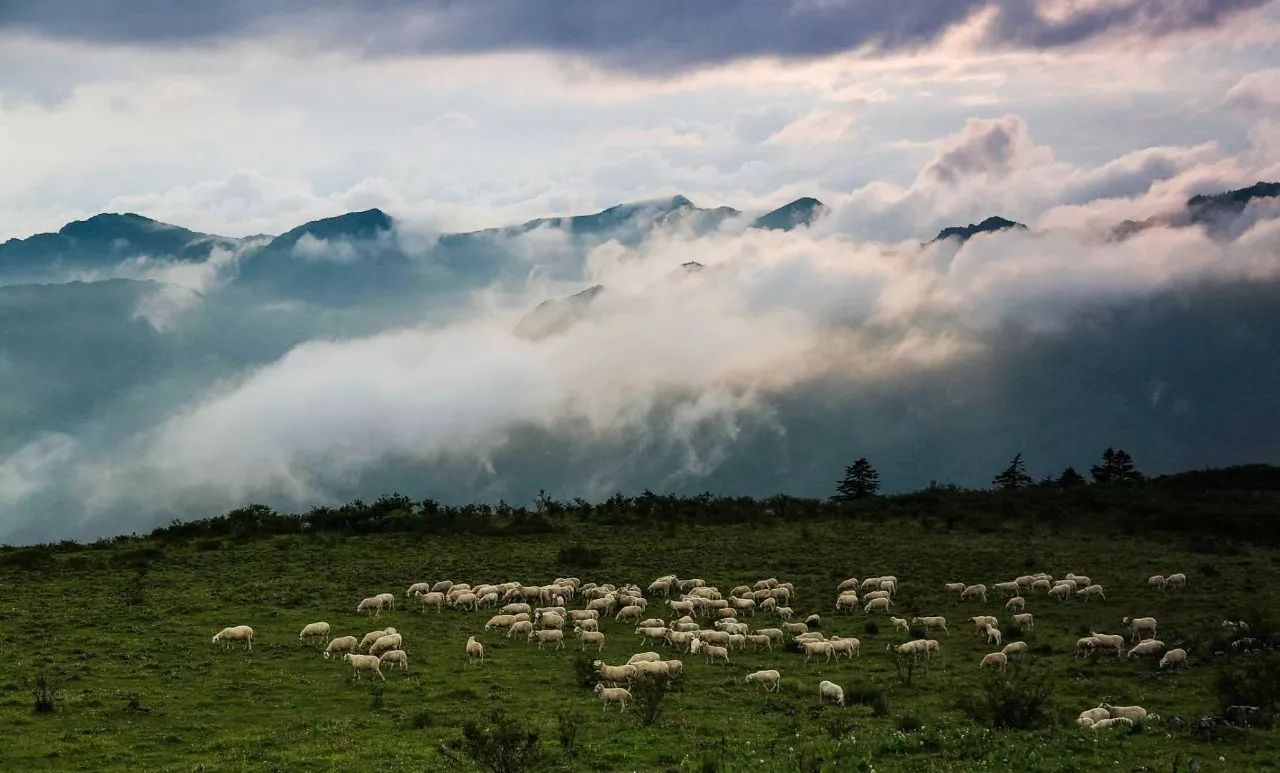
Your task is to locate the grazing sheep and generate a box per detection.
[889,616,910,634]
[430,580,454,594]
[1123,616,1158,642]
[405,582,431,598]
[664,659,684,678]
[1005,597,1025,614]
[945,582,966,594]
[1100,703,1154,722]
[1077,716,1097,728]
[451,592,479,612]
[984,625,1001,648]
[835,593,859,613]
[864,598,892,615]
[1031,579,1052,592]
[1159,648,1188,670]
[633,659,670,678]
[503,603,533,616]
[890,639,929,661]
[299,622,331,642]
[359,629,391,650]
[818,680,845,706]
[466,635,485,665]
[838,578,860,592]
[971,616,998,635]
[1075,636,1101,657]
[993,581,1020,597]
[1126,639,1166,659]
[529,629,565,650]
[595,661,638,685]
[1001,641,1028,660]
[577,630,606,651]
[1012,613,1034,631]
[379,650,408,670]
[1090,632,1125,657]
[794,632,826,643]
[1048,584,1072,601]
[782,622,810,637]
[960,584,987,602]
[799,640,834,663]
[756,628,785,646]
[370,633,403,657]
[376,593,395,611]
[1089,717,1135,730]
[485,615,516,631]
[912,616,948,634]
[508,621,534,638]
[862,590,890,602]
[829,636,860,659]
[323,636,359,659]
[594,684,631,712]
[776,606,795,621]
[1165,573,1186,590]
[344,653,386,681]
[212,626,254,650]
[615,605,644,624]
[627,652,662,664]
[536,611,565,630]
[805,614,821,628]
[980,652,1007,671]
[745,634,774,651]
[634,627,669,646]
[575,619,600,633]
[1066,574,1092,587]
[692,639,730,663]
[745,669,781,692]
[1076,584,1106,602]
[357,597,382,617]
[1147,575,1166,590]
[418,592,445,613]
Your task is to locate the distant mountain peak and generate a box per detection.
[750,197,827,231]
[933,215,1026,243]
[267,208,393,250]
[514,284,604,340]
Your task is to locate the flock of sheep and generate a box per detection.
[210,568,1214,726]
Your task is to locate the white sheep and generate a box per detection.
[944,582,966,594]
[212,626,254,650]
[664,660,684,678]
[1075,636,1101,657]
[1100,703,1155,722]
[633,659,671,677]
[835,593,859,613]
[485,615,515,630]
[829,636,860,659]
[575,618,600,633]
[692,639,730,663]
[1005,597,1025,614]
[357,597,383,617]
[418,592,445,613]
[984,625,1001,648]
[818,680,844,706]
[634,626,669,645]
[577,630,606,651]
[405,582,431,597]
[507,620,534,638]
[745,669,781,692]
[1001,641,1028,660]
[1090,632,1125,657]
[529,629,564,650]
[912,616,948,634]
[862,590,890,602]
[594,661,637,685]
[299,622,330,642]
[1048,584,1072,601]
[864,597,892,615]
[1165,573,1186,590]
[1090,717,1135,730]
[1031,578,1052,592]
[343,653,385,681]
[993,581,1020,597]
[960,584,987,602]
[376,593,395,611]
[466,635,485,665]
[594,683,631,711]
[837,578,859,592]
[1147,575,1166,590]
[1159,648,1188,670]
[370,633,403,657]
[627,652,662,664]
[359,628,392,650]
[323,636,359,659]
[1076,584,1106,602]
[1123,616,1158,642]
[1126,639,1166,659]
[979,652,1007,671]
[615,605,643,624]
[1078,707,1110,724]
[745,634,774,651]
[1012,613,1034,631]
[379,649,408,670]
[799,640,834,663]
[971,615,998,634]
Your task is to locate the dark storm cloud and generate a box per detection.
[0,0,1269,70]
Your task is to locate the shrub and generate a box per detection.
[958,668,1055,729]
[410,710,433,729]
[570,652,597,690]
[897,713,923,732]
[369,683,384,712]
[440,711,546,773]
[555,543,604,569]
[554,713,579,758]
[847,684,889,716]
[195,539,223,552]
[630,672,679,727]
[863,621,880,636]
[2,547,55,571]
[25,672,59,714]
[1216,652,1280,725]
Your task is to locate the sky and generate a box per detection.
[2,0,1279,241]
[2,1,1280,542]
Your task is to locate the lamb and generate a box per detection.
[343,653,386,681]
[594,684,631,711]
[594,661,638,685]
[529,629,565,650]
[1001,641,1028,660]
[971,615,998,634]
[370,633,403,657]
[960,584,987,602]
[1089,717,1135,730]
[1100,703,1155,722]
[1123,616,1158,642]
[574,619,599,633]
[692,639,730,663]
[466,635,485,664]
[889,616,910,634]
[1076,584,1106,602]
[979,652,1007,670]
[1159,648,1188,670]
[299,622,330,642]
[1090,632,1125,657]
[799,640,834,663]
[828,636,860,659]
[356,597,383,617]
[776,606,795,621]
[379,650,408,670]
[212,626,254,650]
[1075,636,1101,657]
[376,593,395,611]
[745,669,781,692]
[1165,573,1186,590]
[1012,613,1034,631]
[577,630,606,651]
[984,625,1001,648]
[405,582,432,598]
[818,680,845,706]
[912,616,948,633]
[485,615,516,630]
[1126,639,1166,659]
[864,597,892,615]
[323,636,359,659]
[1005,597,1025,614]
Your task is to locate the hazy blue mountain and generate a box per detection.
[0,213,241,284]
[514,284,604,339]
[1115,181,1280,240]
[750,197,827,231]
[932,215,1026,242]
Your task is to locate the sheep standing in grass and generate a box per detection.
[1075,636,1101,658]
[324,636,359,660]
[376,593,395,611]
[1048,584,1072,601]
[1001,641,1028,660]
[508,621,533,638]
[984,625,1001,648]
[418,592,445,613]
[299,622,330,643]
[1123,616,1158,642]
[980,652,1007,671]
[835,593,859,613]
[405,582,431,598]
[1076,584,1106,602]
[971,616,998,635]
[466,635,484,665]
[370,633,403,657]
[1165,573,1186,590]
[829,637,860,659]
[1090,632,1125,657]
[745,670,781,692]
[945,582,966,594]
[594,684,631,712]
[1127,639,1165,659]
[1090,717,1135,730]
[889,617,910,634]
[379,650,408,670]
[818,680,844,706]
[343,653,385,681]
[1159,648,1188,670]
[357,597,383,617]
[1005,597,1025,614]
[864,598,892,615]
[1012,613,1034,631]
[1147,575,1166,590]
[577,630,606,651]
[799,640,834,664]
[594,661,637,685]
[529,629,565,650]
[213,626,254,651]
[960,584,987,602]
[360,629,392,650]
[912,616,948,634]
[1078,707,1110,725]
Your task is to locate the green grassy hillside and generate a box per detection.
[2,515,1278,771]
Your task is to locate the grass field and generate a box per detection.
[2,516,1278,771]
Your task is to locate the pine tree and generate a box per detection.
[1090,448,1142,484]
[833,457,880,501]
[992,453,1033,490]
[1056,466,1087,487]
